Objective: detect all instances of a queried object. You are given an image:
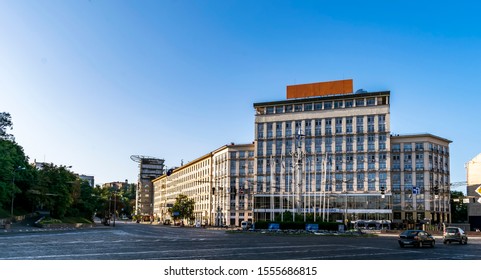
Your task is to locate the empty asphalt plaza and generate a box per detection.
[1,222,481,260]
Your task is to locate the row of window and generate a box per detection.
[257,115,387,139]
[392,143,449,154]
[258,96,389,115]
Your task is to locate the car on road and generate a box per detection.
[398,230,435,248]
[443,227,468,245]
[241,221,252,230]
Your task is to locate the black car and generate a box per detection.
[398,230,435,248]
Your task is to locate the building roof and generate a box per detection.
[390,133,452,144]
[253,90,390,108]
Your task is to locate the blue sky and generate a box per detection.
[1,0,480,187]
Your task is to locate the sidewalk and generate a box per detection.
[0,217,108,234]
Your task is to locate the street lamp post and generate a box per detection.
[11,166,26,219]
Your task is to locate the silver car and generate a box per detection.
[443,227,468,245]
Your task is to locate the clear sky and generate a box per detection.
[1,0,480,188]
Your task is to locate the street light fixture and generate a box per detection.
[11,166,26,219]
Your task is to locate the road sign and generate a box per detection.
[412,187,420,195]
[476,186,481,196]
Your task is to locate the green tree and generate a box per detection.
[0,112,14,141]
[451,191,468,223]
[169,194,195,222]
[0,139,31,215]
[36,164,76,219]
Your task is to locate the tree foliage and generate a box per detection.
[451,191,468,223]
[0,112,106,221]
[169,194,195,221]
[0,112,14,141]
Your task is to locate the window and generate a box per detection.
[356,99,365,107]
[392,143,401,152]
[275,140,282,154]
[404,143,412,152]
[315,138,322,153]
[335,136,343,152]
[305,120,312,136]
[378,115,386,132]
[334,100,343,108]
[304,103,313,111]
[367,98,376,106]
[367,116,375,132]
[356,116,364,133]
[257,123,264,139]
[314,102,322,110]
[294,104,303,112]
[346,117,353,133]
[315,119,322,136]
[275,105,283,114]
[266,107,274,114]
[345,100,353,108]
[257,141,264,156]
[276,122,282,138]
[285,105,292,113]
[325,119,332,135]
[285,122,292,137]
[335,118,343,134]
[415,142,424,151]
[324,101,332,109]
[266,123,273,139]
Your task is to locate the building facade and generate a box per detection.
[152,143,254,226]
[150,79,452,228]
[253,80,392,224]
[131,155,165,217]
[390,134,452,227]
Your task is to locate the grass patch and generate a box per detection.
[38,216,93,225]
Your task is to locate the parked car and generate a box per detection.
[398,230,435,248]
[443,227,468,245]
[241,221,252,230]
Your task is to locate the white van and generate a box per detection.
[241,221,252,230]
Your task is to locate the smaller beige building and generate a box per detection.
[390,134,451,226]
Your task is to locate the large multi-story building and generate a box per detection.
[253,79,392,224]
[150,79,451,228]
[152,143,254,226]
[390,134,451,227]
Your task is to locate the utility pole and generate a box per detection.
[294,129,305,220]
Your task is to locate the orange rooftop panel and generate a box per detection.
[286,79,353,99]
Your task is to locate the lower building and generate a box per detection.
[152,143,254,226]
[390,134,451,228]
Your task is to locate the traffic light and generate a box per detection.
[433,185,439,197]
[380,185,385,197]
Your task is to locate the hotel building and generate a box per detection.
[253,80,393,224]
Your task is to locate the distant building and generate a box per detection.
[102,180,129,191]
[79,174,95,187]
[131,156,165,217]
[466,153,481,230]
